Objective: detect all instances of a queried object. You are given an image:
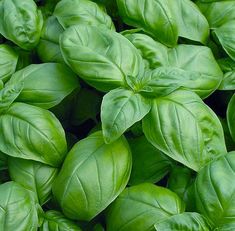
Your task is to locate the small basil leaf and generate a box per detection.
[52,131,132,221]
[101,88,151,143]
[106,183,185,231]
[0,102,67,167]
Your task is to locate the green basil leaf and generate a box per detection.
[195,152,235,229]
[0,181,39,231]
[0,82,23,114]
[106,183,185,231]
[128,136,172,185]
[60,25,144,92]
[0,0,43,50]
[126,33,222,98]
[54,0,115,30]
[8,157,58,205]
[213,21,235,61]
[171,0,209,44]
[40,210,82,231]
[37,16,64,63]
[117,0,178,47]
[227,94,235,142]
[0,151,7,171]
[218,58,235,90]
[197,1,235,60]
[101,88,151,143]
[117,0,208,47]
[52,131,132,221]
[124,33,168,69]
[197,1,235,28]
[0,102,67,167]
[6,63,80,109]
[0,44,19,82]
[143,90,227,171]
[154,212,212,231]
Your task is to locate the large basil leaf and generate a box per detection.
[195,152,235,230]
[143,90,227,171]
[0,0,43,50]
[218,58,235,90]
[227,94,235,142]
[125,33,222,98]
[60,25,144,92]
[8,157,58,205]
[101,88,151,143]
[0,181,39,231]
[52,131,132,221]
[54,0,115,30]
[106,183,185,231]
[37,16,64,63]
[128,136,172,185]
[6,63,80,109]
[0,44,18,83]
[0,103,67,167]
[40,210,82,231]
[117,0,208,47]
[154,212,212,231]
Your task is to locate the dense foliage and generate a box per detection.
[0,0,234,230]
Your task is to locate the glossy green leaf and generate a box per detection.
[52,131,132,221]
[227,94,235,143]
[195,152,235,229]
[0,181,39,231]
[143,90,227,171]
[101,88,151,143]
[0,102,67,167]
[0,0,43,50]
[6,63,80,109]
[154,212,212,231]
[128,136,172,185]
[197,1,235,60]
[8,157,58,205]
[213,21,235,61]
[40,210,82,231]
[218,58,235,90]
[0,151,7,171]
[125,33,222,98]
[0,44,18,82]
[106,183,185,231]
[117,0,208,47]
[0,82,23,114]
[37,16,64,63]
[60,25,144,92]
[54,0,115,30]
